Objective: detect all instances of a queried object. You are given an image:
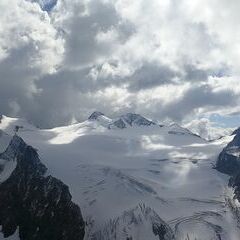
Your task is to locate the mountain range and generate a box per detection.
[0,112,240,240]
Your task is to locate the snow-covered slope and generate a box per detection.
[0,113,239,240]
[184,119,234,141]
[0,115,37,135]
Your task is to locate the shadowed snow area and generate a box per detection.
[0,227,19,240]
[0,113,240,240]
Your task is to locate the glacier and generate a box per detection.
[0,113,239,240]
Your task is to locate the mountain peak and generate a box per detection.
[88,111,105,120]
[120,113,156,127]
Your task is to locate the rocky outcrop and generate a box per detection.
[109,119,126,129]
[217,149,240,175]
[231,127,240,136]
[0,135,85,240]
[88,111,156,129]
[216,131,240,201]
[91,204,175,240]
[216,131,240,175]
[108,113,156,129]
[120,113,156,127]
[88,111,105,120]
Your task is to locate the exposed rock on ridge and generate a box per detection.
[217,131,240,201]
[0,135,85,240]
[91,204,175,240]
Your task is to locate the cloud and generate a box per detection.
[125,63,177,91]
[161,83,236,121]
[51,0,134,68]
[0,0,64,119]
[0,0,64,72]
[0,0,240,127]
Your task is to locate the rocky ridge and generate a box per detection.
[0,135,85,240]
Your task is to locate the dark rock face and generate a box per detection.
[216,132,240,175]
[109,119,126,129]
[0,136,85,240]
[216,131,240,202]
[231,127,240,136]
[121,113,156,127]
[217,150,240,175]
[88,111,105,120]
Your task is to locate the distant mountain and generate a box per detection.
[87,112,199,137]
[184,119,233,141]
[88,111,155,129]
[88,111,105,120]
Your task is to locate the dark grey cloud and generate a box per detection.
[159,84,237,121]
[0,45,40,116]
[184,65,212,82]
[126,63,177,92]
[0,0,63,123]
[55,0,134,68]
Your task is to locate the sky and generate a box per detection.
[0,0,240,129]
